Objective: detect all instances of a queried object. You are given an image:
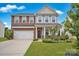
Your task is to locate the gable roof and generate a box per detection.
[36,6,58,16]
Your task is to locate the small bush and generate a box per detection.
[33,39,38,41]
[51,35,60,40]
[66,39,72,43]
[60,36,66,40]
[43,39,52,43]
[65,49,78,56]
[43,39,58,43]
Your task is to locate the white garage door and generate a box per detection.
[14,30,34,40]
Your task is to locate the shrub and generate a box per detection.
[51,35,59,40]
[60,36,65,40]
[33,39,38,41]
[43,39,52,43]
[43,39,58,43]
[66,39,72,43]
[4,28,13,39]
[65,49,78,56]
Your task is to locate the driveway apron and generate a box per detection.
[0,40,33,56]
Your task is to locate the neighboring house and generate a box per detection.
[0,21,4,37]
[11,6,61,40]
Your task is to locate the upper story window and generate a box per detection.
[52,16,55,23]
[39,19,41,22]
[29,17,34,23]
[52,20,55,22]
[16,19,19,23]
[15,16,19,23]
[45,19,48,22]
[22,16,26,23]
[38,16,42,23]
[44,16,49,23]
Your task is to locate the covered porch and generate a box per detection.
[35,27,51,39]
[34,24,61,39]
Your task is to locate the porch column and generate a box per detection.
[35,27,37,39]
[44,27,46,39]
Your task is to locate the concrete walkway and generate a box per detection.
[0,40,33,56]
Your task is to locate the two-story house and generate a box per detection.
[11,6,61,40]
[0,21,4,37]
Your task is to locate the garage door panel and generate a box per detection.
[14,30,34,40]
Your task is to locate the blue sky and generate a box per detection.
[0,3,71,29]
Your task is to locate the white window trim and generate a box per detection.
[52,16,55,23]
[22,16,26,23]
[14,16,19,23]
[29,16,34,23]
[44,16,49,23]
[38,16,42,23]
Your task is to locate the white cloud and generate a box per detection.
[3,22,11,29]
[4,22,8,27]
[17,6,25,10]
[0,4,25,12]
[56,10,64,15]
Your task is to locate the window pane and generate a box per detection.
[38,16,42,22]
[30,20,33,23]
[52,20,55,22]
[22,16,26,23]
[45,16,49,22]
[45,19,48,22]
[16,19,18,23]
[23,19,26,23]
[15,16,19,23]
[29,17,34,23]
[39,20,41,22]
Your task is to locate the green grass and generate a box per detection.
[0,37,8,42]
[25,42,73,56]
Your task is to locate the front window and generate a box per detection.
[22,19,26,23]
[15,16,19,23]
[29,17,34,23]
[52,16,55,23]
[38,16,42,23]
[39,19,41,22]
[16,19,18,23]
[22,16,26,23]
[45,19,48,22]
[52,20,55,22]
[45,16,49,23]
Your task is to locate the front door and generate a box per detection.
[37,28,42,38]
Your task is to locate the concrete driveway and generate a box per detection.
[0,39,33,56]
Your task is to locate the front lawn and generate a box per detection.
[0,37,8,42]
[25,42,73,56]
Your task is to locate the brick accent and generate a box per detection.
[27,16,29,24]
[19,16,22,24]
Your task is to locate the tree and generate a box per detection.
[4,27,13,39]
[64,17,72,31]
[64,3,79,48]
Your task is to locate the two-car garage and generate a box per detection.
[14,30,34,40]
